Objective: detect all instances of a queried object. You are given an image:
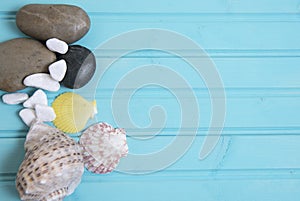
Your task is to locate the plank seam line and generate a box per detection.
[2,12,300,22]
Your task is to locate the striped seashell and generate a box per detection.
[52,92,97,133]
[79,122,128,174]
[16,121,84,201]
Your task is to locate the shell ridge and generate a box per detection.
[52,92,96,133]
[79,122,128,174]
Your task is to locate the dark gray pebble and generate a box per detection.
[57,45,96,89]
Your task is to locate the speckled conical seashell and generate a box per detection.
[52,92,97,133]
[79,122,128,174]
[16,121,84,201]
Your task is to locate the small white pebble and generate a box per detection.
[49,59,67,82]
[2,93,28,105]
[23,73,60,92]
[46,38,68,54]
[19,108,36,127]
[23,89,48,108]
[35,104,56,122]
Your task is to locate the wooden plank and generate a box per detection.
[93,57,300,89]
[1,135,300,174]
[1,93,300,134]
[2,174,300,201]
[0,0,300,13]
[82,20,300,50]
[0,95,300,135]
[1,14,300,49]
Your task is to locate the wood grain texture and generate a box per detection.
[1,0,300,201]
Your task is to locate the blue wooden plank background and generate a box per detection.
[1,0,300,200]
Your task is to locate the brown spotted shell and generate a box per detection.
[79,122,128,174]
[16,122,84,201]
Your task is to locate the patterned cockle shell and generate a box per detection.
[79,122,128,174]
[16,121,84,201]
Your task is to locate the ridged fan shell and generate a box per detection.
[79,122,128,174]
[16,122,84,201]
[52,92,97,133]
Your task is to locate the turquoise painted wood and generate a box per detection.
[1,0,300,200]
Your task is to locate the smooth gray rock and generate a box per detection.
[16,4,90,44]
[0,38,56,92]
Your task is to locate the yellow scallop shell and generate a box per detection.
[52,92,97,133]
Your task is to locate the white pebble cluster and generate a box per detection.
[1,38,68,126]
[23,38,68,92]
[2,89,56,126]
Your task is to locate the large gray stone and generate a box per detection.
[0,38,56,92]
[16,4,90,44]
